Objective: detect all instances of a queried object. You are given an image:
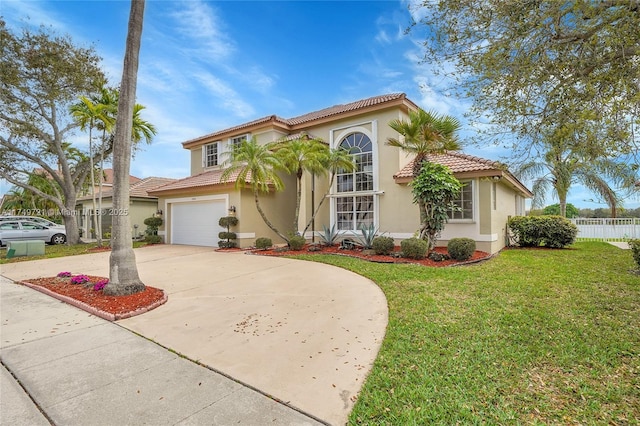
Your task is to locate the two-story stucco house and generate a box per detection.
[149,93,532,254]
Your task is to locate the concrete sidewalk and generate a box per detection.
[0,277,323,425]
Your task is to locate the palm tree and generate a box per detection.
[92,86,118,243]
[222,137,288,242]
[302,147,355,234]
[387,109,462,176]
[271,136,328,234]
[387,109,463,240]
[70,90,114,246]
[517,136,637,218]
[131,103,156,147]
[105,0,146,296]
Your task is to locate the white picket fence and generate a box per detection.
[569,218,640,241]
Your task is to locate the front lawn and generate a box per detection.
[293,242,639,424]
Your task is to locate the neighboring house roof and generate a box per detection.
[182,93,419,149]
[393,151,533,197]
[148,169,253,195]
[100,168,141,186]
[77,176,177,201]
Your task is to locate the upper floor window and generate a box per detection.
[203,142,218,168]
[447,180,473,220]
[230,134,248,151]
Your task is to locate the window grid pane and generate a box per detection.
[335,133,375,230]
[205,143,218,167]
[448,181,473,220]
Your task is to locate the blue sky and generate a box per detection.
[2,0,637,210]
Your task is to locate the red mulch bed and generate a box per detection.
[20,275,166,318]
[249,245,491,267]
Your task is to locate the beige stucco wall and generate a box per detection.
[177,104,529,254]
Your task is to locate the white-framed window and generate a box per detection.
[335,132,375,230]
[203,142,219,168]
[230,134,248,150]
[448,180,473,220]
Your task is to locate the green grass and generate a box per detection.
[292,242,640,425]
[0,241,149,264]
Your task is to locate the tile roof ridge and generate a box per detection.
[442,150,502,167]
[285,93,406,125]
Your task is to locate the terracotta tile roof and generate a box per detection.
[182,115,288,146]
[129,177,178,197]
[147,169,253,194]
[76,176,177,201]
[182,93,412,147]
[101,168,141,185]
[393,151,504,179]
[393,151,533,197]
[286,93,407,126]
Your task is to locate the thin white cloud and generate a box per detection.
[375,30,392,45]
[194,73,255,119]
[169,0,234,60]
[2,1,68,32]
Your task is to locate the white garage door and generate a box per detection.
[171,200,226,247]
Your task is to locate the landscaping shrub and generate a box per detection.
[218,232,236,241]
[255,237,272,250]
[146,235,162,244]
[629,239,640,269]
[354,223,379,249]
[372,236,395,255]
[289,235,306,250]
[428,251,450,262]
[447,237,476,261]
[319,224,342,246]
[218,216,238,249]
[144,216,163,243]
[401,237,428,259]
[217,241,237,249]
[218,216,239,228]
[508,215,577,248]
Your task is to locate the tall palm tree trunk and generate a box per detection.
[105,0,146,296]
[254,190,288,242]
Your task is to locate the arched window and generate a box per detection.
[335,132,374,230]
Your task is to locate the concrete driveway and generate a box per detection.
[1,245,388,425]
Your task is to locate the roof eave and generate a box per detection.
[290,96,418,130]
[182,116,290,149]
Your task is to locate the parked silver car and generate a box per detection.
[0,215,65,229]
[0,220,67,246]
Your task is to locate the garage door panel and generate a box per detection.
[172,201,226,247]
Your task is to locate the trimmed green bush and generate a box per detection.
[218,231,237,240]
[447,237,476,261]
[218,241,237,249]
[372,236,395,255]
[401,237,428,260]
[143,216,163,243]
[146,235,162,244]
[629,239,640,269]
[219,216,239,228]
[255,237,272,250]
[144,216,163,228]
[508,215,577,248]
[289,235,306,250]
